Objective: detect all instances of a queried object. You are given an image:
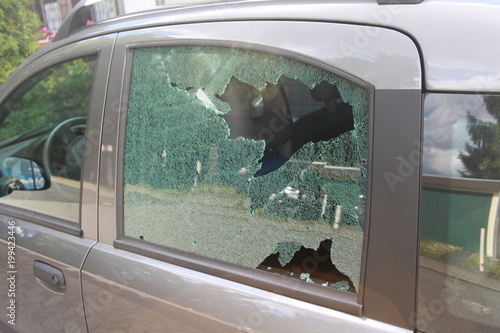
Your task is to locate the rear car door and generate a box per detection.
[84,19,422,332]
[0,35,114,332]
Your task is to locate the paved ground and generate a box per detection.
[419,255,500,332]
[420,255,500,292]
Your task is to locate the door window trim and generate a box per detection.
[98,21,421,329]
[0,50,101,236]
[113,39,375,316]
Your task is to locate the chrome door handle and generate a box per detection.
[33,260,66,293]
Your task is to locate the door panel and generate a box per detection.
[0,217,95,332]
[89,20,421,331]
[82,242,409,333]
[0,35,114,331]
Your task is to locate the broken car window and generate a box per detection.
[123,46,369,292]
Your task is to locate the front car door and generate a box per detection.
[0,35,114,332]
[82,15,422,332]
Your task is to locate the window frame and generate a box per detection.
[0,34,115,237]
[113,39,375,316]
[98,21,422,329]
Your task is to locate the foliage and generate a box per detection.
[0,0,42,86]
[459,97,500,179]
[420,239,462,259]
[0,56,97,142]
[459,252,500,280]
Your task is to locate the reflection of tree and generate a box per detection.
[459,96,500,179]
[0,56,96,142]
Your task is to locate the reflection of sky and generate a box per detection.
[20,176,45,190]
[2,157,45,190]
[423,94,495,177]
[419,1,500,91]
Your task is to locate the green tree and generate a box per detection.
[0,56,97,141]
[459,96,500,180]
[0,0,42,86]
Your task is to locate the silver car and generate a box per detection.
[1,0,500,332]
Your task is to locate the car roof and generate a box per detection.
[18,0,500,91]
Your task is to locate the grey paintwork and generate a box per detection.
[79,34,117,240]
[25,0,499,92]
[0,34,113,333]
[0,0,497,332]
[81,242,410,333]
[119,21,420,90]
[0,216,96,332]
[91,18,421,330]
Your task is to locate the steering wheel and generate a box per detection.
[42,116,87,180]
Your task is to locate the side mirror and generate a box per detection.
[0,157,46,197]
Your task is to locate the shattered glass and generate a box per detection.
[123,46,369,292]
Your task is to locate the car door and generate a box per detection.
[0,35,114,332]
[83,19,422,332]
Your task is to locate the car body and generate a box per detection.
[0,0,499,332]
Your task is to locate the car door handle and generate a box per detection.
[33,260,66,293]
